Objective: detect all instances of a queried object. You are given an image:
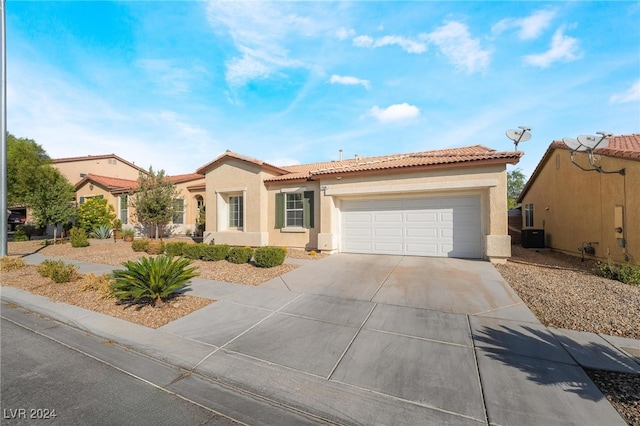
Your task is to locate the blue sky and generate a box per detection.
[6,1,640,180]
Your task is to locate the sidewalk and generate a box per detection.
[2,253,638,425]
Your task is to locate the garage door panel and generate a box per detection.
[341,195,481,258]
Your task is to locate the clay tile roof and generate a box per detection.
[77,174,138,192]
[264,144,522,182]
[196,150,290,175]
[168,173,204,184]
[552,133,640,160]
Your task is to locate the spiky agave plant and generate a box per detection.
[110,255,198,306]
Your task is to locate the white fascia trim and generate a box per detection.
[324,179,498,196]
[279,186,307,193]
[215,187,247,194]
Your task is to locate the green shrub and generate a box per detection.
[110,255,199,305]
[0,256,27,271]
[132,239,150,252]
[123,228,135,239]
[76,197,116,235]
[37,259,80,283]
[182,243,205,259]
[91,224,112,239]
[145,240,165,255]
[13,226,29,242]
[70,227,90,248]
[597,261,640,285]
[202,244,230,261]
[227,246,254,264]
[165,242,187,257]
[254,246,287,268]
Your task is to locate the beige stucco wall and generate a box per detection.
[54,157,142,185]
[203,159,275,246]
[266,182,321,250]
[520,149,638,263]
[314,164,511,262]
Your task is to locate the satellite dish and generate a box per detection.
[506,129,532,143]
[563,137,588,152]
[577,134,609,150]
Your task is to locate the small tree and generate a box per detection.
[76,197,116,235]
[7,133,51,206]
[507,168,527,210]
[131,167,179,239]
[28,167,76,243]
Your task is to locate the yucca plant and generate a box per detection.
[110,255,198,306]
[91,225,112,239]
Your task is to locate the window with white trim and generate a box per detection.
[172,199,185,224]
[275,191,314,229]
[228,195,243,228]
[525,203,534,227]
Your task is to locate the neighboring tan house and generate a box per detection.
[517,134,640,263]
[52,153,146,184]
[74,173,205,236]
[196,145,522,263]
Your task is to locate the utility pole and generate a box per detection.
[1,0,7,257]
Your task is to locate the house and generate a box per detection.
[196,145,522,263]
[74,172,205,236]
[52,153,146,183]
[517,134,640,263]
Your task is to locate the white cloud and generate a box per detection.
[137,59,207,95]
[353,34,427,54]
[610,80,640,104]
[206,2,316,87]
[523,28,581,67]
[369,103,420,123]
[335,27,355,40]
[329,74,370,90]
[492,9,556,40]
[425,22,491,73]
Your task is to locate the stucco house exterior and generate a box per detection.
[52,153,146,184]
[517,134,639,263]
[74,172,205,236]
[197,145,522,263]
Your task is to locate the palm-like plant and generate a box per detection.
[91,224,112,239]
[110,255,198,306]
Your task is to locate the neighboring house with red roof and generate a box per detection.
[52,153,146,184]
[197,145,522,263]
[517,134,640,263]
[74,172,205,236]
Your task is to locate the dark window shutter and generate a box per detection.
[275,193,284,229]
[303,191,314,229]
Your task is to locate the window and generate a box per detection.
[525,203,534,227]
[286,193,303,227]
[228,195,243,228]
[173,199,185,224]
[275,191,314,229]
[120,195,128,224]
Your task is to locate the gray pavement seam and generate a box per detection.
[467,315,490,425]
[326,302,378,380]
[187,294,306,373]
[368,255,404,302]
[472,301,527,316]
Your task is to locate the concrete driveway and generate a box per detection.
[262,253,538,321]
[159,253,629,425]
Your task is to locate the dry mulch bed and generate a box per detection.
[2,239,309,328]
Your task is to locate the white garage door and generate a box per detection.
[341,196,482,258]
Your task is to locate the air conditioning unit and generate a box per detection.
[521,229,545,249]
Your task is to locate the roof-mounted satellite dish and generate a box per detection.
[506,126,532,150]
[562,137,588,152]
[564,130,624,175]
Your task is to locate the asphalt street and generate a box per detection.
[0,318,239,426]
